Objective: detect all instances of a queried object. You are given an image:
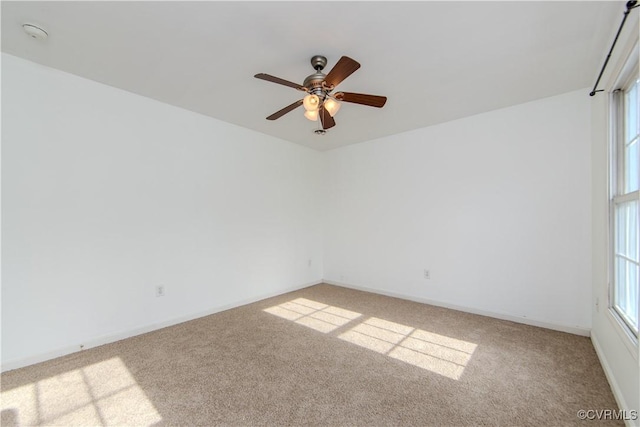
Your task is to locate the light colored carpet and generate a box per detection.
[1,284,621,426]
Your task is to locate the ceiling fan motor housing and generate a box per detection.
[303,72,327,97]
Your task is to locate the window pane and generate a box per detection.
[616,199,639,261]
[614,256,639,333]
[614,256,626,309]
[625,139,639,193]
[626,81,638,142]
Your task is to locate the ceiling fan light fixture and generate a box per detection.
[304,109,318,121]
[303,94,320,111]
[324,97,341,117]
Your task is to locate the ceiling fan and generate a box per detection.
[255,55,387,133]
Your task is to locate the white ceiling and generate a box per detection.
[1,1,623,151]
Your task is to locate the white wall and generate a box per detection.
[589,11,639,419]
[324,89,592,333]
[1,54,324,369]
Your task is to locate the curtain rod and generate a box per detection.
[589,0,639,96]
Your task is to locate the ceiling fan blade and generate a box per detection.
[323,56,361,89]
[266,99,304,120]
[254,73,307,91]
[335,92,387,108]
[319,106,336,129]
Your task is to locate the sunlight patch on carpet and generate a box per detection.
[339,317,477,380]
[264,298,477,380]
[0,357,162,426]
[264,298,362,333]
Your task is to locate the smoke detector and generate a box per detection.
[22,24,48,40]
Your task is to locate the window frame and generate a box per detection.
[608,41,640,340]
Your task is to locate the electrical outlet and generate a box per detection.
[156,285,165,297]
[424,269,430,279]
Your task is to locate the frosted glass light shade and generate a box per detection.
[303,94,320,111]
[324,97,341,117]
[304,109,319,121]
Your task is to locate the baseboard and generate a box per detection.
[323,279,591,337]
[591,332,638,427]
[1,279,322,372]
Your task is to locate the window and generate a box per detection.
[610,57,640,337]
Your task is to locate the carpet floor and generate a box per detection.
[1,284,621,426]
